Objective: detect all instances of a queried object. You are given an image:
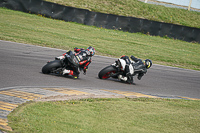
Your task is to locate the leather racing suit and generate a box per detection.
[119,55,147,83]
[62,47,92,78]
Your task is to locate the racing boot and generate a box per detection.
[118,75,128,81]
[63,69,79,78]
[68,70,79,79]
[62,69,70,75]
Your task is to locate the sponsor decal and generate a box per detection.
[76,56,80,61]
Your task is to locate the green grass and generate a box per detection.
[1,8,199,70]
[46,0,200,28]
[8,98,200,133]
[1,2,200,133]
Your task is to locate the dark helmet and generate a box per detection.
[87,46,95,56]
[143,59,152,69]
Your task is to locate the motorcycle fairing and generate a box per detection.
[118,59,126,71]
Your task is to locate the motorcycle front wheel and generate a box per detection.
[42,60,62,74]
[98,66,118,79]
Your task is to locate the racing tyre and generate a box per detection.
[42,60,62,74]
[98,66,118,79]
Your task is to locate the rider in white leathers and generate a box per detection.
[118,55,152,83]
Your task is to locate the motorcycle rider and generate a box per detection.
[57,46,95,78]
[118,55,152,83]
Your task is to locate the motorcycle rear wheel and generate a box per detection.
[98,66,118,79]
[42,60,62,74]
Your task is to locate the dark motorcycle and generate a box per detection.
[42,51,77,76]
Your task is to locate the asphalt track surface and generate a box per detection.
[0,40,200,131]
[1,40,200,98]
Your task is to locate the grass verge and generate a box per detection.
[8,98,200,133]
[0,8,200,70]
[46,0,200,28]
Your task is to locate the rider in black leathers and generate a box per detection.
[61,46,95,78]
[119,55,152,83]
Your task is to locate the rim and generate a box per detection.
[102,71,116,79]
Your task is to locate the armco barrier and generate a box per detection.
[0,0,200,43]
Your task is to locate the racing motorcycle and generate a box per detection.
[98,58,149,83]
[42,51,79,76]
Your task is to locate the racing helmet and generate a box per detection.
[87,46,95,56]
[143,59,152,69]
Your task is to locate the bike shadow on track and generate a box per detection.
[40,71,137,85]
[39,72,81,80]
[96,77,136,85]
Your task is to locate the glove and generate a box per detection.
[137,73,144,80]
[83,69,87,75]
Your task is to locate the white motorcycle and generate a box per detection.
[98,57,150,83]
[98,59,134,81]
